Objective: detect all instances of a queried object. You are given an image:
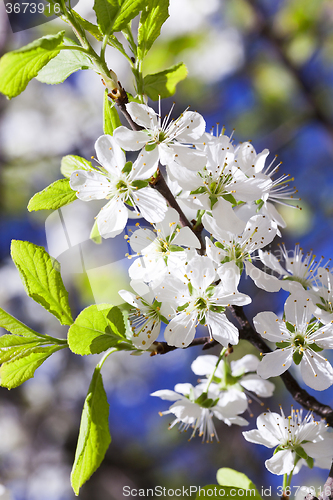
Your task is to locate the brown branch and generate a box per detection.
[151,336,218,356]
[113,88,206,254]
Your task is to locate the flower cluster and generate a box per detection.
[69,100,333,478]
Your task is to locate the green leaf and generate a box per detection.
[137,0,169,60]
[0,32,65,99]
[0,345,62,389]
[94,0,146,35]
[217,468,256,489]
[68,305,131,355]
[71,367,111,495]
[143,62,188,100]
[61,155,94,178]
[71,11,104,40]
[0,308,41,339]
[11,240,73,326]
[28,178,77,212]
[36,38,94,85]
[103,90,122,135]
[196,485,262,499]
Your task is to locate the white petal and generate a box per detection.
[203,199,245,235]
[231,354,259,375]
[240,374,275,397]
[303,437,333,459]
[95,134,125,174]
[172,111,205,142]
[134,187,167,223]
[186,255,216,291]
[113,127,148,151]
[257,349,293,378]
[70,170,110,200]
[131,147,159,180]
[265,449,295,475]
[174,383,195,396]
[245,261,282,293]
[164,311,197,347]
[253,311,288,342]
[258,249,286,275]
[118,289,141,308]
[167,163,200,190]
[96,198,128,238]
[150,389,183,401]
[172,226,201,249]
[217,388,248,416]
[126,102,158,129]
[300,352,333,391]
[263,201,286,228]
[191,355,218,376]
[129,228,156,253]
[206,311,239,346]
[242,429,276,448]
[171,144,207,170]
[284,293,315,328]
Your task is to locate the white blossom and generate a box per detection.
[191,354,274,401]
[113,102,207,172]
[254,294,333,390]
[243,407,333,475]
[151,382,248,442]
[155,256,251,348]
[118,281,171,350]
[203,208,279,292]
[259,243,326,292]
[70,135,167,238]
[126,207,200,283]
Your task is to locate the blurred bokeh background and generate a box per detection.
[0,0,333,498]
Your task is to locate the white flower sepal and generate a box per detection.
[243,407,333,475]
[113,102,207,171]
[70,135,167,238]
[254,294,333,390]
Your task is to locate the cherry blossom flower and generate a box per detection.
[154,256,251,348]
[243,407,333,475]
[174,135,271,211]
[126,207,200,283]
[254,294,333,390]
[118,280,172,350]
[151,382,248,442]
[191,354,275,403]
[70,135,167,238]
[203,208,279,292]
[235,142,299,230]
[113,102,207,172]
[259,243,326,292]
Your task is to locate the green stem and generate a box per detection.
[287,469,294,488]
[205,347,226,392]
[282,473,288,498]
[96,348,118,372]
